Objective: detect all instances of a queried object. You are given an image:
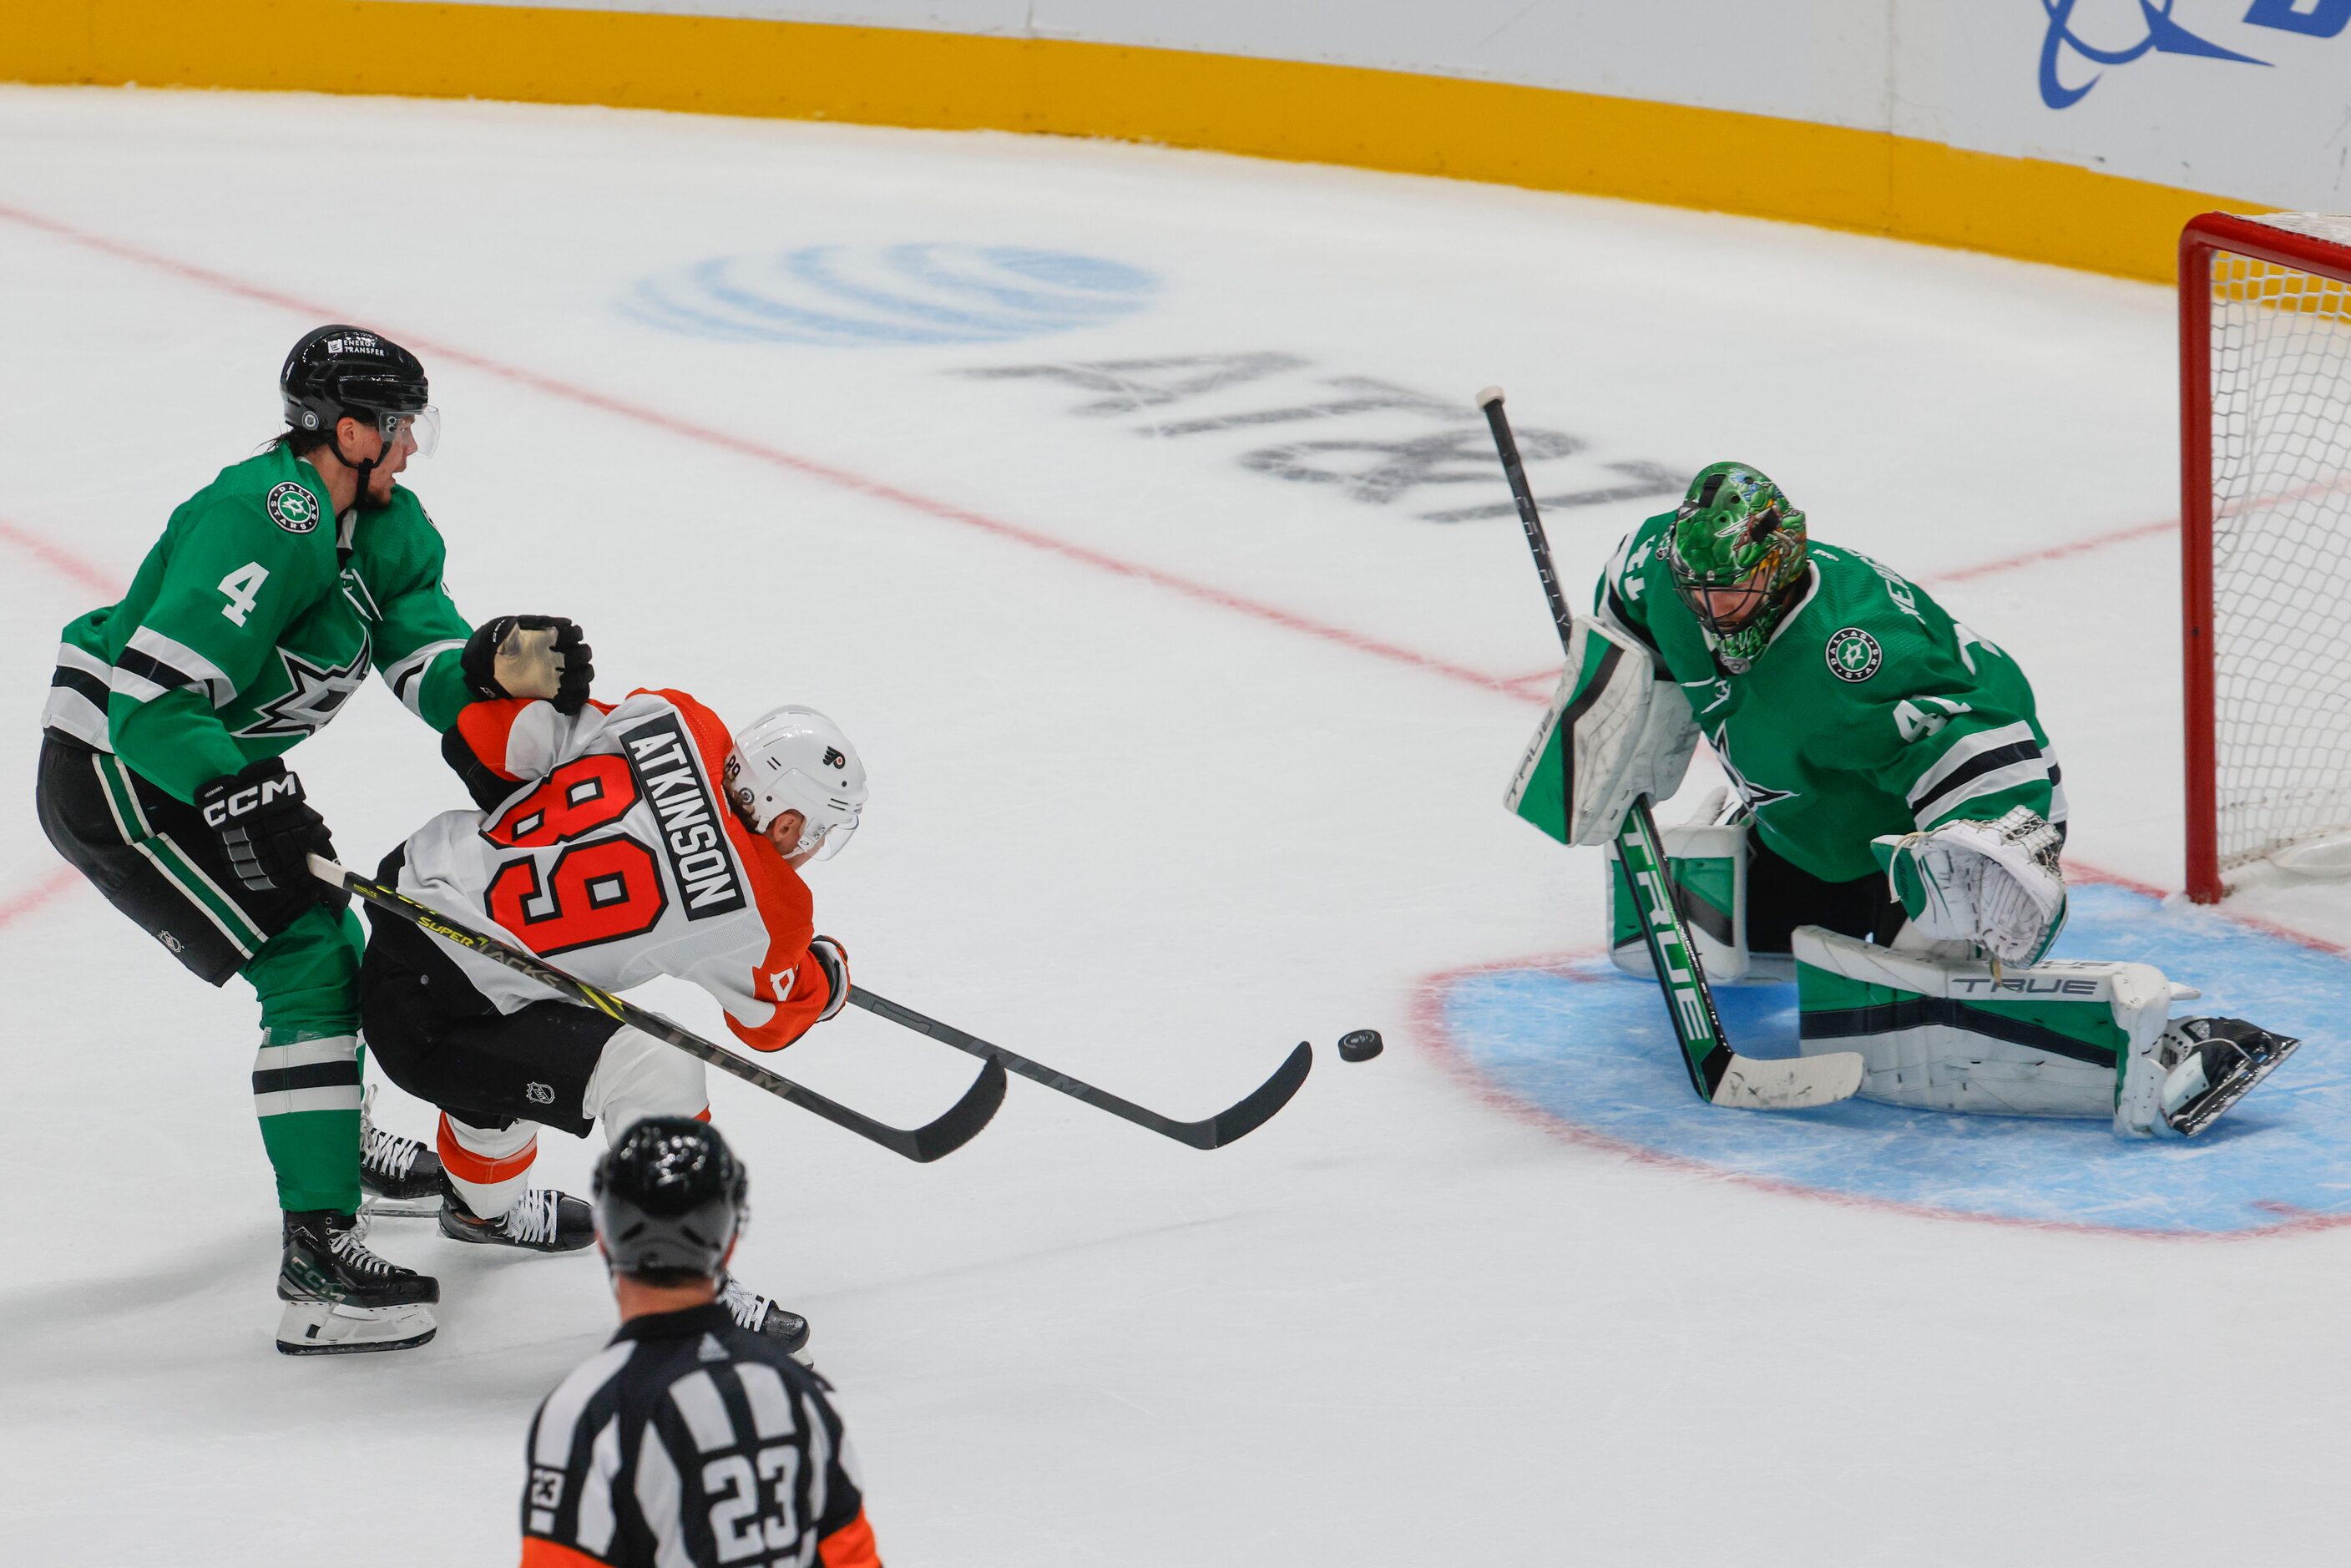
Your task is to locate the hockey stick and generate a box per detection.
[846,989,1312,1150]
[310,856,1005,1162]
[1474,388,1861,1111]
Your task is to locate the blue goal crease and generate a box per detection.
[1436,883,2349,1236]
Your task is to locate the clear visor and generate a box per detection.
[791,803,862,862]
[377,406,442,458]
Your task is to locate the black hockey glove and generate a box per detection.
[808,935,851,1023]
[463,615,595,715]
[440,726,520,814]
[548,619,594,716]
[196,757,340,906]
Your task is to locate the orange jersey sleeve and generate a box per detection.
[453,697,537,782]
[818,1509,882,1568]
[643,688,831,1051]
[453,695,619,782]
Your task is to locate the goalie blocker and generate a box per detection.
[1509,620,1904,983]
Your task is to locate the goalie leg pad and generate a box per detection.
[1792,926,2172,1132]
[1608,807,1905,987]
[1506,618,1697,848]
[1609,818,1759,984]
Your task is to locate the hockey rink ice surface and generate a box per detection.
[4,87,2348,1566]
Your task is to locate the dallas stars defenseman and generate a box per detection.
[356,688,867,1353]
[34,326,597,1353]
[1510,462,2295,1136]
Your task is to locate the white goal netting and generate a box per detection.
[2205,213,2351,874]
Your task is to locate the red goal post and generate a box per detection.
[2180,212,2351,903]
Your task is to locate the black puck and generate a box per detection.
[1337,1029,1383,1063]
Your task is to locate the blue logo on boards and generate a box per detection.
[1431,883,2349,1237]
[623,244,1157,346]
[2040,0,2349,109]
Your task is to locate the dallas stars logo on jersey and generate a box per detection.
[235,641,372,739]
[1826,626,1883,683]
[1718,745,1797,816]
[265,481,321,534]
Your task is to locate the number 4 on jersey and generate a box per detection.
[217,561,269,626]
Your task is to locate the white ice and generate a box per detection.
[1,86,2344,1566]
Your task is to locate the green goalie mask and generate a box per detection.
[1666,462,1810,669]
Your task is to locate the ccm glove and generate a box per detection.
[462,615,595,714]
[807,935,851,1023]
[196,757,337,901]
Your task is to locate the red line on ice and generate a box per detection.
[1494,518,2182,690]
[0,200,1525,701]
[2,199,2337,953]
[1924,518,2178,585]
[0,868,79,930]
[0,516,119,595]
[1408,944,2351,1243]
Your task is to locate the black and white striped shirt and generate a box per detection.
[522,1303,877,1568]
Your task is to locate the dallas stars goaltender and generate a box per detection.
[1506,462,2295,1138]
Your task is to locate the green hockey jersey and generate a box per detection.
[42,446,473,802]
[1594,511,2065,883]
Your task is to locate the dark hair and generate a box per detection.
[270,424,337,458]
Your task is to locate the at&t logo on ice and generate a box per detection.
[2040,0,2350,109]
[624,242,1157,346]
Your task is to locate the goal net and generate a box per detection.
[2182,212,2351,902]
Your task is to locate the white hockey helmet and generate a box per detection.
[723,705,867,862]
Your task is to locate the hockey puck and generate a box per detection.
[1337,1029,1384,1063]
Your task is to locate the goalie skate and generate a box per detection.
[2158,1018,2301,1138]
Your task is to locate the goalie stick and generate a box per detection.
[847,989,1312,1150]
[310,855,1005,1162]
[1474,387,1862,1112]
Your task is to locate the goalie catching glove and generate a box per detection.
[1873,806,2066,966]
[1506,617,1698,847]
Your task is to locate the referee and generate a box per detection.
[520,1118,881,1567]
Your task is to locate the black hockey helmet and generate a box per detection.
[592,1116,748,1278]
[280,325,434,448]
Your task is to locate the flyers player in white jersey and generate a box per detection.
[356,687,866,1350]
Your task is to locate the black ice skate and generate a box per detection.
[360,1085,447,1217]
[438,1186,594,1253]
[720,1274,811,1357]
[276,1210,440,1355]
[2159,1017,2302,1137]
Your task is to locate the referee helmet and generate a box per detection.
[592,1116,748,1279]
